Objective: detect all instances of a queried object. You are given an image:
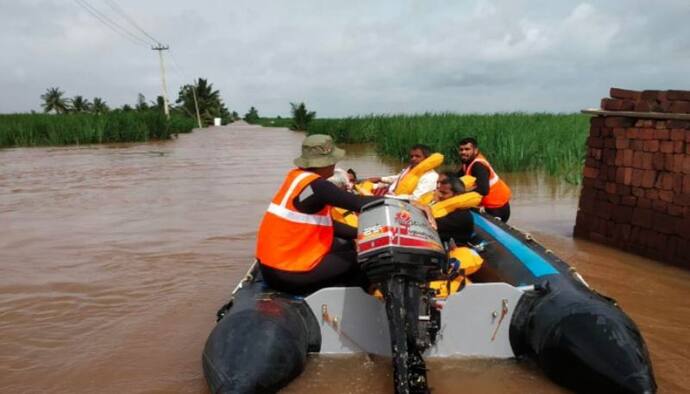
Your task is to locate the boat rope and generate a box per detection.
[321,304,372,361]
[491,299,509,341]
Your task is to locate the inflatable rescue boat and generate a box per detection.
[202,198,656,394]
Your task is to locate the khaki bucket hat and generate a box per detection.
[293,134,346,168]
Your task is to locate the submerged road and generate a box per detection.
[1,122,689,393]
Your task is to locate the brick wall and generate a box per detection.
[574,88,690,268]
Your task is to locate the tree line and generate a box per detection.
[40,79,317,130]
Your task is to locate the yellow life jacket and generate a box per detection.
[430,191,482,218]
[393,153,444,195]
[331,206,358,228]
[428,246,484,298]
[354,180,375,196]
[418,191,435,205]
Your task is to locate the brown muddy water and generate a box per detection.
[1,123,689,393]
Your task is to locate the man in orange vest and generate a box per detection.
[457,137,512,222]
[256,134,381,295]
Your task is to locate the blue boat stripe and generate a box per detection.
[472,212,558,277]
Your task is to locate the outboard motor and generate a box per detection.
[357,198,446,394]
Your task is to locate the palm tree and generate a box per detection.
[71,95,92,113]
[290,102,316,131]
[92,97,109,114]
[41,87,69,114]
[176,78,231,125]
[136,93,149,111]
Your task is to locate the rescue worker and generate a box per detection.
[367,144,439,200]
[457,137,512,222]
[255,134,381,295]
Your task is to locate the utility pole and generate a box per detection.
[191,84,203,128]
[152,44,170,119]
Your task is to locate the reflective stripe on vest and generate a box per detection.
[256,168,334,272]
[465,154,511,208]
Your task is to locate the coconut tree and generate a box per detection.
[290,102,316,131]
[41,87,69,114]
[176,78,231,125]
[92,97,109,114]
[71,95,92,113]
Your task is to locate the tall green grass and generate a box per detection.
[307,113,589,183]
[0,112,196,148]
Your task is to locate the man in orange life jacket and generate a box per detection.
[457,137,512,222]
[255,134,381,295]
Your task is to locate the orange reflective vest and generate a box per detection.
[463,153,511,208]
[256,168,334,272]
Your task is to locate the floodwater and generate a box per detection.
[1,122,688,393]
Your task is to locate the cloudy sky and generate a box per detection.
[2,0,689,116]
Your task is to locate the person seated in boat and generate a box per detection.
[456,137,512,222]
[432,171,475,245]
[346,168,357,186]
[255,134,382,295]
[366,144,439,200]
[328,168,353,192]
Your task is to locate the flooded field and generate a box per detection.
[1,123,689,393]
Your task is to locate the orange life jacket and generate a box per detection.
[256,168,334,272]
[463,153,511,208]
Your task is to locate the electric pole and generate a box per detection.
[152,44,170,119]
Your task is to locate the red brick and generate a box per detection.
[654,213,678,234]
[632,208,653,228]
[684,157,690,174]
[583,166,599,179]
[632,187,645,197]
[617,184,632,196]
[641,90,663,100]
[610,87,642,100]
[641,170,657,188]
[613,128,627,138]
[670,101,690,113]
[653,199,668,212]
[654,129,670,140]
[667,90,690,101]
[643,140,659,152]
[623,150,634,166]
[590,148,602,160]
[632,169,644,187]
[669,204,683,217]
[605,117,636,128]
[595,179,606,190]
[656,120,669,129]
[605,138,616,149]
[595,200,613,220]
[635,100,662,112]
[607,193,621,205]
[671,129,686,141]
[668,119,690,128]
[676,218,690,239]
[653,153,666,170]
[585,157,600,168]
[638,120,654,128]
[656,172,674,190]
[632,151,644,169]
[659,190,674,203]
[641,153,654,169]
[626,128,639,139]
[620,224,632,241]
[602,127,613,137]
[605,182,617,194]
[674,174,684,193]
[608,166,617,181]
[639,197,652,209]
[684,175,690,194]
[604,148,616,165]
[674,141,685,153]
[645,189,659,200]
[639,128,655,140]
[622,196,637,206]
[660,141,675,153]
[674,193,690,206]
[588,136,603,148]
[615,150,624,166]
[612,205,633,223]
[602,98,635,111]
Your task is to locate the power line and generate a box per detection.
[102,0,161,45]
[72,0,150,46]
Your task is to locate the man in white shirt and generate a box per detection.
[368,144,439,201]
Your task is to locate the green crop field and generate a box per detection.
[0,112,196,148]
[306,113,590,183]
